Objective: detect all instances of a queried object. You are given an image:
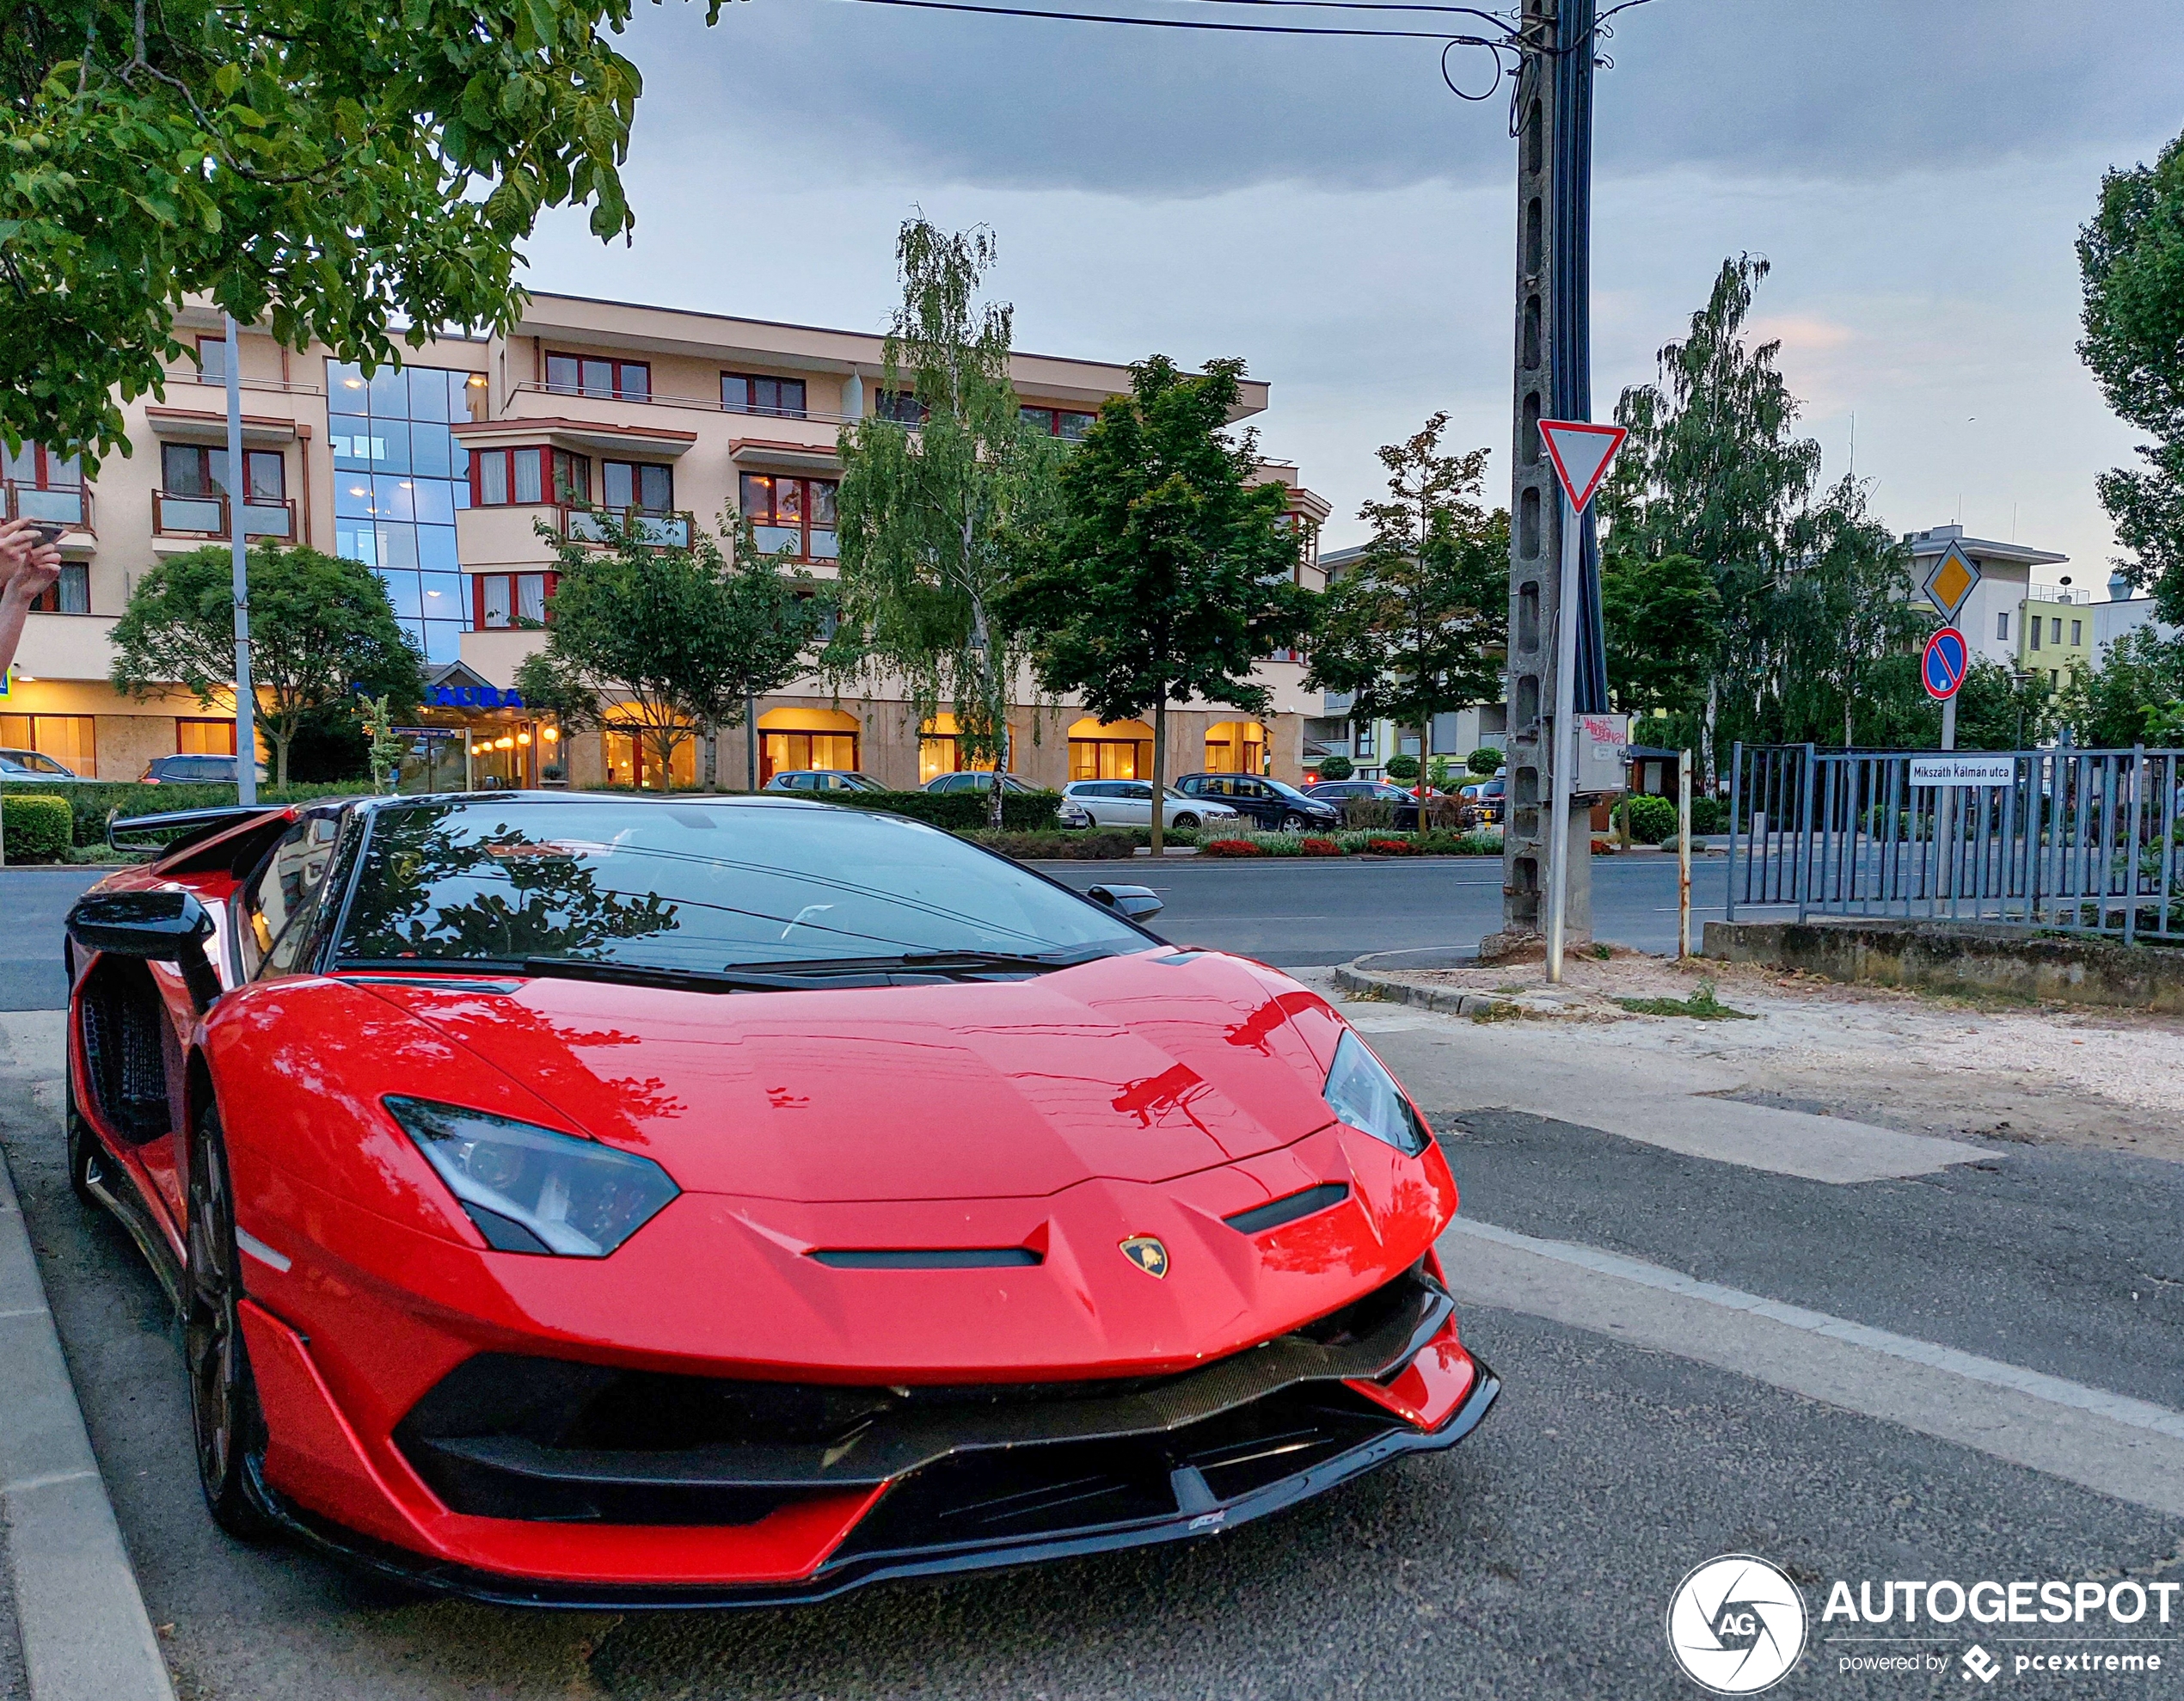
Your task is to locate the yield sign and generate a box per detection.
[1538,419,1629,513]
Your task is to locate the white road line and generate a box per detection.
[1439,1215,2184,1517]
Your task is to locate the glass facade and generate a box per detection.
[328,360,474,665]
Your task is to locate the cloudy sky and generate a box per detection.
[523,0,2182,580]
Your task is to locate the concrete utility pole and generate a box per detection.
[1495,0,1610,955]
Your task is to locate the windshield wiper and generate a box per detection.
[337,944,1118,996]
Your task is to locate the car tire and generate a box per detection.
[1171,814,1199,832]
[185,1104,278,1541]
[64,1041,102,1206]
[1280,812,1307,832]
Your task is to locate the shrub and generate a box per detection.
[1618,793,1680,845]
[1126,826,1199,848]
[1299,836,1342,857]
[961,829,1133,860]
[1314,754,1354,782]
[1687,795,1726,836]
[1249,833,1306,857]
[1201,838,1263,857]
[1,794,74,862]
[1341,796,1398,832]
[1365,837,1417,856]
[822,789,1061,833]
[69,780,381,848]
[1467,746,1504,777]
[1384,754,1420,783]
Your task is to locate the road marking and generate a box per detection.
[1439,1215,2184,1517]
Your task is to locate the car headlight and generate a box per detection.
[1322,1031,1432,1157]
[384,1096,680,1256]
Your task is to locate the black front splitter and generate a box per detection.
[246,1357,1499,1612]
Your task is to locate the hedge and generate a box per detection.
[823,789,1061,833]
[39,780,383,848]
[0,794,74,862]
[1617,794,1680,845]
[960,829,1133,860]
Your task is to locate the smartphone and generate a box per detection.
[25,520,64,546]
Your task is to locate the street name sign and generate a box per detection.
[1910,755,2016,788]
[1921,626,1969,700]
[1921,540,1981,619]
[1537,419,1628,513]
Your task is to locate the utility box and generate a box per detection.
[1574,711,1630,799]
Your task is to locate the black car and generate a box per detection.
[1173,773,1343,832]
[140,753,271,785]
[1303,779,1426,831]
[1459,776,1506,828]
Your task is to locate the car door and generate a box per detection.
[1230,777,1273,827]
[1113,782,1156,826]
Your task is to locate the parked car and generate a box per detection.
[0,747,80,783]
[60,791,1491,1600]
[764,770,887,795]
[1459,776,1506,828]
[140,754,270,785]
[1173,773,1344,832]
[1062,780,1242,832]
[923,771,1042,795]
[1304,779,1428,832]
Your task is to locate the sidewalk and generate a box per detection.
[0,1012,174,1701]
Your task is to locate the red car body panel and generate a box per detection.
[64,797,1494,1601]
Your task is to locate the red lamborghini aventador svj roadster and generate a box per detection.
[63,792,1495,1605]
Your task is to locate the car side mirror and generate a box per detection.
[1088,883,1164,922]
[66,890,224,1014]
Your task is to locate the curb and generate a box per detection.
[0,1113,175,1701]
[1331,956,1518,1020]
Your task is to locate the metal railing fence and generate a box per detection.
[1726,741,2184,943]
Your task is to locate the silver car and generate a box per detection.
[0,748,79,783]
[1062,780,1241,832]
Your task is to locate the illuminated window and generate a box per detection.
[176,719,237,756]
[739,474,838,560]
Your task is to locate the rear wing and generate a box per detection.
[107,804,286,858]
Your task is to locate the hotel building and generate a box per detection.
[3,290,1328,791]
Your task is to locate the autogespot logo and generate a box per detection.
[1667,1555,1810,1694]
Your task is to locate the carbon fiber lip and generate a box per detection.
[245,1358,1498,1612]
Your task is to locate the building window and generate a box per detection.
[545,353,649,402]
[161,444,284,500]
[469,447,587,506]
[2052,617,2064,646]
[2071,619,2083,647]
[739,474,838,560]
[1019,405,1095,441]
[194,335,231,384]
[723,374,807,419]
[176,718,237,756]
[604,727,700,790]
[477,573,553,629]
[0,714,95,771]
[2029,617,2041,652]
[601,461,674,513]
[1996,611,2009,642]
[874,390,927,426]
[29,564,90,614]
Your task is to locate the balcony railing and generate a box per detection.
[751,524,838,561]
[3,482,91,531]
[152,490,296,541]
[561,507,694,549]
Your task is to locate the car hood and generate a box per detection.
[347,949,1353,1204]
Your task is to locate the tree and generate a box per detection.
[528,517,818,793]
[1602,255,1824,777]
[1773,476,1931,748]
[1468,746,1503,777]
[108,543,419,784]
[1007,355,1310,852]
[1949,660,2054,753]
[2079,131,2184,622]
[1601,552,1721,718]
[1304,415,1506,814]
[830,220,1063,828]
[3,0,722,459]
[1314,752,1353,782]
[2052,625,2184,748]
[715,527,831,789]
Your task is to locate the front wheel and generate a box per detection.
[1170,814,1199,832]
[185,1106,277,1540]
[1280,812,1308,832]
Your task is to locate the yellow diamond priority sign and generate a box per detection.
[1921,540,1981,620]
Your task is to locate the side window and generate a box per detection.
[239,816,342,979]
[1123,783,1152,800]
[1176,777,1202,796]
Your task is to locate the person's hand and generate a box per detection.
[0,519,61,604]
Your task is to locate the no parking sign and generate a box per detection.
[1921,627,1968,701]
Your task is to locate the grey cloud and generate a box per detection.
[623,0,2182,197]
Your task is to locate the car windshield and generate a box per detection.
[1267,780,1317,801]
[6,751,69,775]
[334,798,1147,972]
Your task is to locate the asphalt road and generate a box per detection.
[1040,850,1731,965]
[4,859,2176,1699]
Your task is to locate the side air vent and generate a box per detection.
[810,1248,1042,1270]
[1224,1182,1349,1236]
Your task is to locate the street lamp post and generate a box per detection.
[224,313,258,806]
